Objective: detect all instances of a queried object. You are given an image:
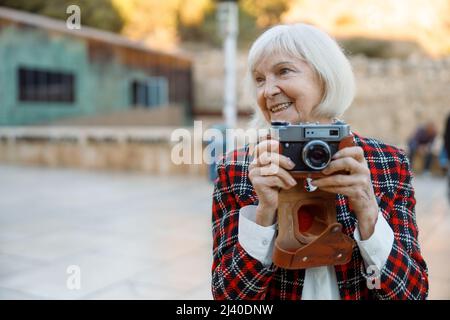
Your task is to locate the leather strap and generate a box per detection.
[271,133,357,269]
[272,181,355,269]
[273,221,355,269]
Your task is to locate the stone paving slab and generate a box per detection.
[0,164,448,299]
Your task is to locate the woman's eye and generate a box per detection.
[279,68,291,75]
[255,78,265,85]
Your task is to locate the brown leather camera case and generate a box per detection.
[272,135,356,269]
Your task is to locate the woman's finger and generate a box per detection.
[250,165,297,187]
[313,185,359,198]
[332,146,365,163]
[322,157,362,175]
[252,139,279,159]
[312,174,359,188]
[257,152,295,170]
[263,175,295,190]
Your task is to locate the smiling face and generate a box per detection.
[252,51,329,124]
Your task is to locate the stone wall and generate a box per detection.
[191,48,450,148]
[48,105,185,127]
[0,127,208,176]
[347,56,450,147]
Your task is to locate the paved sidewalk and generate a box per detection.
[0,164,448,299]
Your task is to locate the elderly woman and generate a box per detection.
[211,24,428,300]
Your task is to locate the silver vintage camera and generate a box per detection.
[271,120,351,172]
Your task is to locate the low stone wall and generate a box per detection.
[0,127,208,176]
[48,105,186,127]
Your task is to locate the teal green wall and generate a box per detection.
[0,26,151,125]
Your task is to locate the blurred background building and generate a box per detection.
[0,7,193,126]
[0,0,449,300]
[1,0,448,174]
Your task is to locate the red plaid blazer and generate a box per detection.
[211,133,429,300]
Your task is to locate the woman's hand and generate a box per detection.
[248,139,297,226]
[311,146,379,240]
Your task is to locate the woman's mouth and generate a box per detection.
[270,102,293,113]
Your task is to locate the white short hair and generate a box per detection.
[247,24,355,128]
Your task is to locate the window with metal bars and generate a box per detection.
[131,77,168,108]
[18,67,75,103]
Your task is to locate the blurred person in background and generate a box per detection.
[407,121,437,175]
[211,23,428,300]
[444,113,450,201]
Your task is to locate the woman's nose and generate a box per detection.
[263,78,281,98]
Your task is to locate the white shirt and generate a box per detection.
[238,205,394,300]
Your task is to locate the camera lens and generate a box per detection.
[302,140,331,170]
